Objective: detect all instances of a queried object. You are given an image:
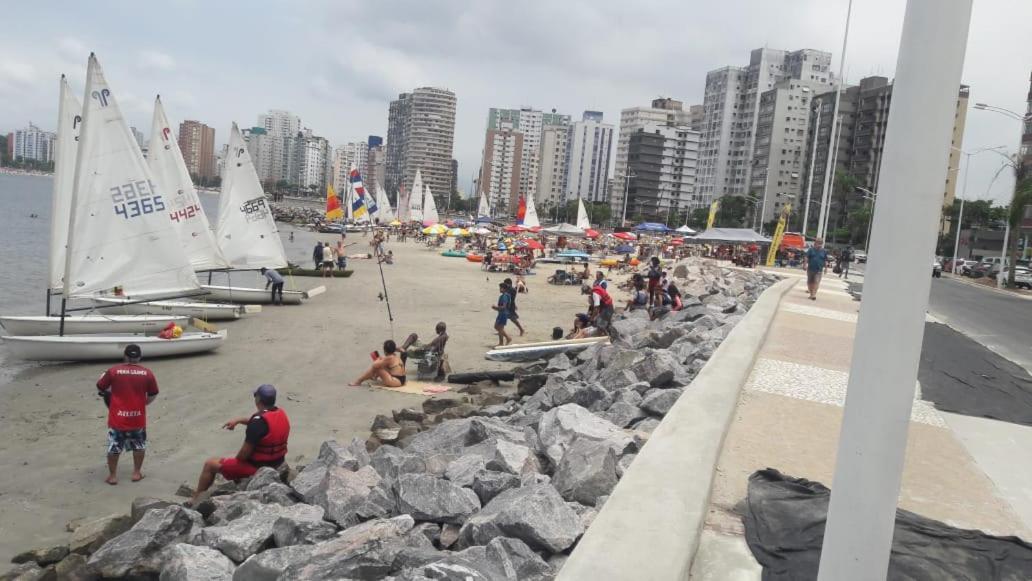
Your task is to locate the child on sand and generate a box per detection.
[492,282,512,347]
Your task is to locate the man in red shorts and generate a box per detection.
[96,344,159,485]
[189,384,290,504]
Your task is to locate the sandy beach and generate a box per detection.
[0,227,591,563]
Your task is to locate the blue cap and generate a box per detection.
[253,384,277,405]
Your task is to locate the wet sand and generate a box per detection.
[0,228,591,562]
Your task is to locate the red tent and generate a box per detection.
[612,232,637,241]
[584,228,601,239]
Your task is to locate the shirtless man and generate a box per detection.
[349,340,406,388]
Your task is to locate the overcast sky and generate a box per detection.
[1,0,1029,203]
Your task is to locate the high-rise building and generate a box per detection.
[612,98,703,217]
[365,136,386,197]
[479,127,524,216]
[257,110,302,185]
[565,111,614,205]
[242,127,273,183]
[804,76,969,235]
[486,108,571,204]
[177,120,216,181]
[536,124,570,214]
[624,125,701,224]
[333,142,369,194]
[699,48,834,206]
[450,158,459,197]
[385,87,457,205]
[298,131,330,191]
[12,123,56,163]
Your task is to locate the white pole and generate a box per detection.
[821,118,844,238]
[998,221,1010,286]
[952,152,971,272]
[817,1,972,579]
[817,0,853,240]
[803,104,822,236]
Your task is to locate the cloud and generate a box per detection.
[57,37,88,62]
[137,50,176,72]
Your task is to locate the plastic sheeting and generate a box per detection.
[744,468,1032,580]
[688,228,772,244]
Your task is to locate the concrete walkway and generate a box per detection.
[690,271,1031,579]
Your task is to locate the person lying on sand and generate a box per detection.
[350,340,406,388]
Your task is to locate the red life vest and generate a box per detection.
[251,408,290,464]
[592,285,614,307]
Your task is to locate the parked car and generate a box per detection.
[958,259,979,276]
[932,260,942,278]
[1001,267,1032,289]
[854,251,867,264]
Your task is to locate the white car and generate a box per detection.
[854,252,867,264]
[932,260,942,278]
[1002,267,1032,289]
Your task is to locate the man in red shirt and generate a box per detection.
[96,344,159,485]
[189,384,290,504]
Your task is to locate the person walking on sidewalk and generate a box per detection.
[838,246,853,279]
[805,238,829,300]
[96,344,159,485]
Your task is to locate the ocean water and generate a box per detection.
[0,173,318,385]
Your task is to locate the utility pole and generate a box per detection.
[817,0,854,239]
[817,1,972,579]
[803,103,822,236]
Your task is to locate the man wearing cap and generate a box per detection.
[189,384,290,504]
[96,344,159,485]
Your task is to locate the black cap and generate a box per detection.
[253,384,277,405]
[124,344,142,359]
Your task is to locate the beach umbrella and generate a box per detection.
[471,226,491,235]
[612,231,637,241]
[528,225,543,233]
[389,220,402,226]
[518,239,544,251]
[615,244,635,254]
[423,224,447,235]
[584,228,601,239]
[634,222,671,233]
[446,227,469,237]
[669,239,684,246]
[504,224,527,233]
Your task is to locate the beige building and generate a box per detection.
[385,87,457,204]
[177,120,216,181]
[479,128,524,217]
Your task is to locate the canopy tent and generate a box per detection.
[634,222,671,233]
[542,223,586,237]
[611,231,637,241]
[675,225,697,234]
[689,228,772,244]
[615,244,635,254]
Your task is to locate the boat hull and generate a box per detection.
[2,330,227,361]
[484,336,608,363]
[200,285,305,305]
[93,298,248,321]
[0,315,189,336]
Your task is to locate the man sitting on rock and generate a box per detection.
[188,384,290,504]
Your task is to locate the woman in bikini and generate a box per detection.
[349,340,406,388]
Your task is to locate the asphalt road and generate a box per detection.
[927,277,1032,373]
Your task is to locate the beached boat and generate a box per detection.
[93,297,250,320]
[0,314,189,336]
[484,336,609,363]
[200,284,310,305]
[4,330,226,361]
[442,250,468,258]
[0,55,226,361]
[466,254,484,263]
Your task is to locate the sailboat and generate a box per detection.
[408,170,425,223]
[576,197,591,230]
[202,123,319,305]
[523,194,541,229]
[0,76,195,336]
[2,55,226,360]
[375,184,395,222]
[423,184,440,225]
[477,192,491,221]
[93,96,247,321]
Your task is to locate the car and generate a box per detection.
[853,251,867,264]
[932,260,942,278]
[1001,267,1032,289]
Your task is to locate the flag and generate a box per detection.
[325,184,343,220]
[766,205,792,267]
[706,200,720,229]
[350,168,368,219]
[516,196,527,225]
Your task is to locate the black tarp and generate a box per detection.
[919,322,1032,426]
[744,469,1032,580]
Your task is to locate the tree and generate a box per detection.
[715,196,750,228]
[688,207,709,229]
[1005,164,1032,288]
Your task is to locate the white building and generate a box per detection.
[612,98,702,217]
[479,126,523,217]
[564,111,613,204]
[332,142,369,194]
[257,109,302,184]
[698,48,833,206]
[624,125,701,223]
[299,133,330,191]
[536,125,569,215]
[242,127,274,183]
[486,108,570,204]
[12,123,56,163]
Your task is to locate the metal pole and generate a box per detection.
[803,104,822,235]
[817,1,972,579]
[759,170,770,235]
[621,173,632,227]
[45,289,52,317]
[952,152,971,272]
[817,0,853,240]
[998,221,1010,286]
[822,118,844,239]
[865,196,876,253]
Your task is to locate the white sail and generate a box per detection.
[424,185,440,224]
[477,192,491,218]
[148,96,228,271]
[576,198,591,229]
[524,195,541,228]
[216,123,288,269]
[376,184,394,221]
[63,54,199,299]
[48,76,82,290]
[408,170,424,223]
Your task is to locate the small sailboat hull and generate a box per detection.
[93,298,249,321]
[484,336,609,363]
[0,315,189,336]
[200,285,305,305]
[2,330,227,361]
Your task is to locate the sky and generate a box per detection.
[1,0,1029,204]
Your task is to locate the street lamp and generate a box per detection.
[856,187,877,253]
[972,103,1032,285]
[615,170,637,227]
[948,145,1006,273]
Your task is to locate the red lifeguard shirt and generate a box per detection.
[96,363,159,431]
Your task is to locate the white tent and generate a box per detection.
[675,225,697,234]
[542,223,587,237]
[689,228,771,243]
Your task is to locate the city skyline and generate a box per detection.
[0,0,1028,204]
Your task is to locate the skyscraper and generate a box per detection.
[479,127,524,216]
[624,125,701,224]
[385,87,457,205]
[365,136,386,197]
[298,130,330,191]
[333,142,369,194]
[565,111,613,205]
[536,125,569,213]
[257,110,302,185]
[485,108,571,204]
[698,48,834,206]
[612,98,702,217]
[177,120,216,181]
[12,123,56,163]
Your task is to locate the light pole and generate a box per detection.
[616,170,636,227]
[948,146,1006,273]
[856,187,878,253]
[803,102,823,236]
[972,104,1032,285]
[817,0,854,240]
